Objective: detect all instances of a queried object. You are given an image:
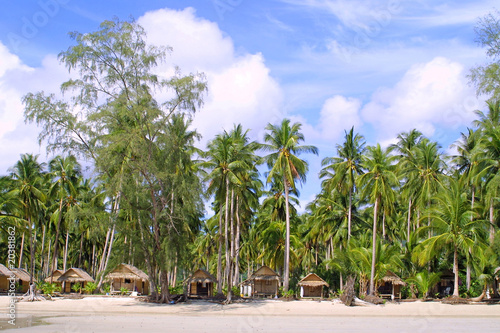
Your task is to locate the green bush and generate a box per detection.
[38,282,61,295]
[120,287,129,295]
[83,282,98,294]
[102,284,111,294]
[71,282,82,293]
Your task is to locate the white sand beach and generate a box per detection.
[1,296,499,332]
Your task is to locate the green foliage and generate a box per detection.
[120,287,129,295]
[406,271,441,299]
[83,282,98,294]
[102,284,111,294]
[38,282,61,295]
[71,283,82,293]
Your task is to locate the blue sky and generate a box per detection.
[0,0,495,211]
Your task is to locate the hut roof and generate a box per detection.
[298,273,329,287]
[105,264,149,282]
[381,271,406,286]
[11,268,34,282]
[249,265,280,281]
[186,269,217,284]
[44,270,64,283]
[0,264,12,277]
[57,268,94,283]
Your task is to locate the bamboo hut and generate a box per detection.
[433,269,461,297]
[105,263,150,295]
[10,268,34,293]
[240,265,280,298]
[377,271,406,300]
[0,264,12,292]
[185,269,216,298]
[57,268,94,293]
[44,269,64,290]
[298,273,329,298]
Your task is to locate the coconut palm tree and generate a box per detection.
[262,118,318,291]
[9,154,47,286]
[320,127,365,239]
[47,155,82,277]
[414,176,487,297]
[357,144,398,295]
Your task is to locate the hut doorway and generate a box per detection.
[196,282,210,297]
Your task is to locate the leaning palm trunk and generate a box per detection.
[51,198,65,276]
[283,176,291,292]
[233,199,241,285]
[490,201,495,245]
[348,187,352,239]
[369,196,379,296]
[407,198,412,242]
[224,178,230,291]
[18,232,25,269]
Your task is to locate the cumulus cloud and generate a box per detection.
[361,56,477,142]
[139,8,283,145]
[318,95,362,141]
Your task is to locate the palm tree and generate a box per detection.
[9,154,46,286]
[320,127,365,239]
[262,118,318,291]
[47,155,81,277]
[390,129,423,242]
[414,177,486,297]
[358,144,398,295]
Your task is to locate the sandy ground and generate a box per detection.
[0,296,499,332]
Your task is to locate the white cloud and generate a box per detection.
[139,7,284,146]
[0,47,68,174]
[361,56,478,142]
[318,95,361,141]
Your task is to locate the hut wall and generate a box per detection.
[254,280,278,295]
[0,276,8,291]
[63,281,88,293]
[303,286,322,297]
[18,280,29,293]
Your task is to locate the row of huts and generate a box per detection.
[0,263,150,295]
[1,262,466,299]
[187,266,404,299]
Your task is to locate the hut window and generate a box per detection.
[202,282,207,288]
[125,279,131,284]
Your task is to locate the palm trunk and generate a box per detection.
[233,198,241,286]
[46,239,52,276]
[369,196,379,296]
[216,202,223,295]
[51,198,64,274]
[63,230,69,271]
[98,228,111,273]
[453,244,459,297]
[407,198,412,242]
[224,178,230,291]
[18,232,25,269]
[490,200,495,245]
[467,189,474,290]
[382,210,386,240]
[28,218,35,285]
[348,186,352,239]
[78,233,84,267]
[40,225,46,277]
[283,175,291,292]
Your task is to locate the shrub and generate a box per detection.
[38,282,61,295]
[120,287,129,295]
[71,282,82,293]
[83,282,98,294]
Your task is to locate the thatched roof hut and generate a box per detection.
[298,273,329,298]
[0,264,12,292]
[44,270,64,283]
[10,268,35,293]
[105,264,150,295]
[58,268,94,293]
[0,264,11,277]
[378,271,406,300]
[241,265,280,298]
[186,269,217,298]
[434,269,461,297]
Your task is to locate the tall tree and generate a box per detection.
[262,118,318,291]
[320,127,365,239]
[358,144,398,295]
[9,154,46,286]
[23,19,207,302]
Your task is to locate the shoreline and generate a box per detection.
[1,296,499,332]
